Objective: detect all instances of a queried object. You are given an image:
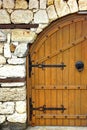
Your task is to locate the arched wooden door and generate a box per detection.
[27,14,87,126]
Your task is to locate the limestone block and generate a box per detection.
[4,33,11,58]
[0,87,26,101]
[14,43,28,58]
[0,31,6,41]
[0,55,6,65]
[54,0,70,17]
[0,65,25,78]
[16,101,26,114]
[0,43,4,54]
[40,0,46,9]
[29,0,38,9]
[0,0,2,9]
[7,112,27,123]
[34,10,49,24]
[36,27,43,34]
[79,0,87,10]
[3,0,14,9]
[68,0,78,13]
[12,29,37,43]
[0,10,10,24]
[15,0,28,9]
[11,10,33,24]
[47,5,58,22]
[0,102,14,114]
[4,43,12,58]
[0,115,6,124]
[47,0,54,5]
[7,57,26,65]
[1,82,25,87]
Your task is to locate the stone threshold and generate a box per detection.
[26,126,87,130]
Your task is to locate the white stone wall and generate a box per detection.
[0,0,87,125]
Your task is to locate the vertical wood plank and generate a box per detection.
[75,43,81,126]
[62,50,69,126]
[62,25,70,48]
[45,37,51,125]
[70,22,75,44]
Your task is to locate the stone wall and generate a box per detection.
[0,0,87,128]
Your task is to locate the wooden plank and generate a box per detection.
[63,89,69,126]
[0,23,39,29]
[45,37,51,125]
[39,90,45,125]
[81,40,87,126]
[35,90,40,125]
[31,89,36,126]
[76,21,82,40]
[68,46,75,125]
[68,90,75,126]
[57,90,63,126]
[56,29,63,52]
[62,50,69,126]
[0,77,26,83]
[62,25,70,48]
[75,43,81,126]
[70,22,75,44]
[45,90,51,125]
[51,90,57,125]
[80,90,87,126]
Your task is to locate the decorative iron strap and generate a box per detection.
[29,98,67,120]
[29,55,66,77]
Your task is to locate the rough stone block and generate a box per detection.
[0,115,6,124]
[12,29,37,43]
[79,0,87,10]
[29,0,38,9]
[47,5,58,22]
[68,0,78,13]
[0,65,25,78]
[1,82,25,87]
[7,112,27,123]
[7,57,26,65]
[15,0,28,9]
[0,10,10,23]
[0,31,6,41]
[3,0,14,9]
[34,10,49,23]
[11,10,33,24]
[0,55,6,65]
[0,102,14,114]
[54,0,70,17]
[0,43,4,54]
[4,43,11,58]
[40,0,46,9]
[0,87,26,101]
[14,43,28,58]
[16,101,26,114]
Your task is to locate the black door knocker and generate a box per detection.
[75,61,84,72]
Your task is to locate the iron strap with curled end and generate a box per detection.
[29,54,66,77]
[33,105,67,113]
[29,98,67,121]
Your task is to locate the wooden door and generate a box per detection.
[27,14,87,126]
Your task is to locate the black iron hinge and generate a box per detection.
[29,55,66,77]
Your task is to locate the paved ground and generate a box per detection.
[26,126,87,130]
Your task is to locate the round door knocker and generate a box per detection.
[75,61,84,72]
